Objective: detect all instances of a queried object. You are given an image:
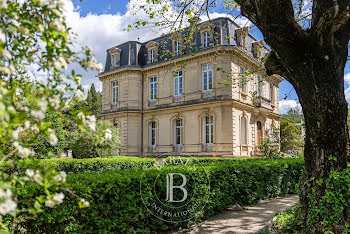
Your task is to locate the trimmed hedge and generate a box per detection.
[17,158,304,233]
[3,156,156,174]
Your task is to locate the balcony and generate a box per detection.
[253,96,272,110]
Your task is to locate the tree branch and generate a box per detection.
[234,0,308,70]
[311,0,350,49]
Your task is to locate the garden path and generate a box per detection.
[183,195,298,234]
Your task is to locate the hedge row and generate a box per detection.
[17,158,304,233]
[3,156,156,174]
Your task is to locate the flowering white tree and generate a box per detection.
[0,0,112,232]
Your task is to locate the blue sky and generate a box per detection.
[70,0,349,113]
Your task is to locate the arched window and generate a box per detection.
[205,116,214,144]
[241,117,247,145]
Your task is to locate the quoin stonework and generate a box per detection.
[98,17,283,157]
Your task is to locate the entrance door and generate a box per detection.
[257,121,262,145]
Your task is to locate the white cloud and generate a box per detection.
[279,100,301,114]
[60,0,165,92]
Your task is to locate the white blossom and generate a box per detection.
[75,90,85,102]
[77,112,86,123]
[54,171,67,183]
[0,189,12,199]
[18,26,29,35]
[80,198,90,206]
[105,129,112,141]
[38,98,48,112]
[30,125,40,134]
[58,57,67,70]
[45,199,55,208]
[1,49,11,59]
[53,61,61,70]
[37,0,48,7]
[47,128,58,146]
[0,31,5,44]
[86,115,96,131]
[0,199,16,215]
[31,110,45,121]
[33,171,43,183]
[50,20,65,32]
[52,192,64,204]
[24,121,30,130]
[0,0,8,9]
[25,169,35,177]
[49,95,60,110]
[13,141,34,158]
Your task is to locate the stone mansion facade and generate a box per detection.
[98,17,283,157]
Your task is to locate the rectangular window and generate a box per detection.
[175,119,183,145]
[202,64,213,91]
[112,55,117,67]
[151,121,157,146]
[174,71,183,96]
[239,67,246,92]
[175,41,180,55]
[150,77,157,100]
[241,117,247,145]
[205,116,213,144]
[203,32,210,48]
[150,50,155,63]
[112,81,118,104]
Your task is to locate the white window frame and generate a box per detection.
[203,31,210,48]
[112,81,118,104]
[175,41,180,55]
[174,71,183,96]
[150,77,157,100]
[205,116,214,144]
[174,119,183,146]
[241,117,247,145]
[149,121,157,147]
[202,64,213,91]
[150,50,155,63]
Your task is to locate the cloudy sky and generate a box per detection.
[64,0,350,114]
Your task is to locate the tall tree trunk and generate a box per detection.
[292,55,349,231]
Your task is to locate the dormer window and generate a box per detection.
[109,47,121,68]
[252,40,264,59]
[146,41,159,64]
[199,22,214,48]
[235,27,248,51]
[171,33,184,56]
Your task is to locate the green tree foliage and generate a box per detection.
[68,121,119,159]
[35,112,66,158]
[280,109,304,153]
[86,84,102,119]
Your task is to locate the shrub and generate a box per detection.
[68,121,120,158]
[16,158,304,233]
[2,157,156,175]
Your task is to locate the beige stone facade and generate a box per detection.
[98,18,283,157]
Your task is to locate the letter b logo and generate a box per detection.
[165,173,188,202]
